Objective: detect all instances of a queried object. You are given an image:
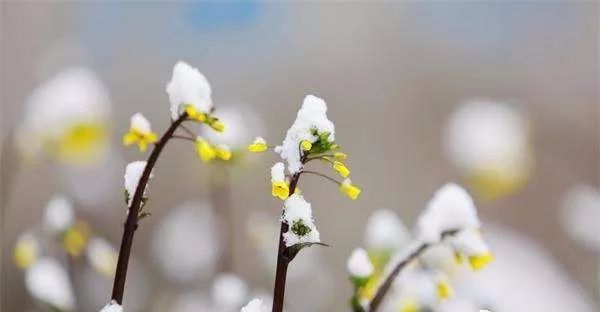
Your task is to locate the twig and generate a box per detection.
[111,114,187,304]
[367,243,429,312]
[272,171,301,312]
[300,170,341,186]
[172,134,196,142]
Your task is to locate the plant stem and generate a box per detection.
[272,171,301,312]
[367,243,429,312]
[111,114,187,304]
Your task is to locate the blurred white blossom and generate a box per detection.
[211,273,249,311]
[364,209,411,251]
[86,237,118,278]
[444,100,531,199]
[44,195,75,233]
[560,184,600,252]
[347,248,374,278]
[151,201,218,284]
[25,258,75,311]
[16,67,111,164]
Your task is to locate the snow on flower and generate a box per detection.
[123,113,158,152]
[44,195,75,233]
[86,237,118,278]
[416,183,480,243]
[124,161,152,206]
[416,183,492,270]
[364,209,411,251]
[211,273,249,310]
[25,258,75,311]
[248,137,268,153]
[271,162,289,200]
[241,298,269,312]
[166,61,213,120]
[282,194,320,247]
[275,95,335,174]
[16,67,111,163]
[99,300,123,312]
[347,247,374,278]
[444,100,531,199]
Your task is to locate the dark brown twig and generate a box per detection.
[367,243,429,312]
[272,171,301,312]
[111,114,187,304]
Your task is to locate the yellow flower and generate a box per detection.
[399,298,419,312]
[333,152,347,160]
[210,120,225,133]
[195,138,217,162]
[469,252,494,271]
[248,137,268,153]
[123,113,158,152]
[333,161,350,178]
[436,280,453,300]
[13,236,39,269]
[184,104,207,122]
[55,122,108,163]
[63,221,91,257]
[272,181,290,200]
[215,144,232,161]
[300,140,312,151]
[340,178,361,200]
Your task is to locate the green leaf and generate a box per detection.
[283,242,329,262]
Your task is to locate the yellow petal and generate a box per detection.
[341,179,361,200]
[333,152,347,160]
[123,132,138,146]
[13,239,38,269]
[216,145,232,160]
[469,252,494,271]
[436,280,453,300]
[333,161,350,178]
[248,142,267,152]
[210,120,225,132]
[271,181,290,200]
[300,140,312,151]
[195,139,216,162]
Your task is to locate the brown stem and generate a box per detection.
[111,114,187,304]
[272,171,301,312]
[367,243,429,312]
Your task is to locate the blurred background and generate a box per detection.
[1,2,598,312]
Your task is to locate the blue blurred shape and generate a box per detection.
[185,2,262,31]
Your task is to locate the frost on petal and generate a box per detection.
[282,194,320,247]
[130,113,152,133]
[276,95,335,174]
[25,258,75,311]
[241,298,269,312]
[347,248,374,278]
[99,300,123,312]
[270,162,286,182]
[416,183,480,243]
[44,195,75,233]
[123,161,152,206]
[364,209,411,251]
[211,273,248,309]
[166,61,212,120]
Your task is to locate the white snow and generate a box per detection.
[124,161,152,206]
[130,113,152,133]
[25,258,75,311]
[44,195,74,233]
[166,61,213,120]
[282,194,320,247]
[211,273,248,310]
[99,300,123,312]
[270,162,286,182]
[347,248,374,278]
[241,298,269,312]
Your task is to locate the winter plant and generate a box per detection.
[103,61,232,311]
[243,95,362,311]
[346,183,494,312]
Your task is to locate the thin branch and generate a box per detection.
[300,170,341,186]
[272,171,301,312]
[179,123,196,138]
[171,134,196,142]
[111,114,187,304]
[367,243,429,312]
